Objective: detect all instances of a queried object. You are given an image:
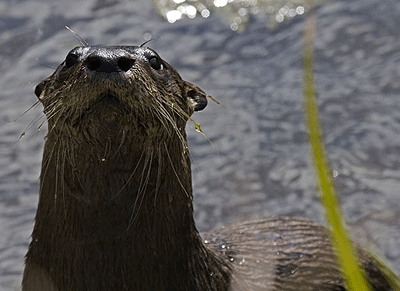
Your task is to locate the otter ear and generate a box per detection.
[34,81,45,98]
[34,79,50,99]
[184,81,208,112]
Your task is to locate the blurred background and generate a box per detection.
[1,0,400,289]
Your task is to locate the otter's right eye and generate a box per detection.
[65,53,79,68]
[148,56,162,71]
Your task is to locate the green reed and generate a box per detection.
[302,10,371,291]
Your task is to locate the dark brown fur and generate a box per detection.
[23,45,393,291]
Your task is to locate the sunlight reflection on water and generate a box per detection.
[154,0,325,30]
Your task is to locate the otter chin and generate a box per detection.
[23,45,392,291]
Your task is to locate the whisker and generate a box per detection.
[110,149,145,201]
[40,133,62,210]
[139,39,153,48]
[58,139,67,218]
[35,58,56,70]
[153,145,163,206]
[47,106,67,135]
[65,26,89,47]
[13,100,41,123]
[161,97,220,160]
[13,102,44,142]
[111,129,128,159]
[155,99,187,148]
[127,150,153,230]
[163,141,190,199]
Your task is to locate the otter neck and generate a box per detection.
[30,130,230,290]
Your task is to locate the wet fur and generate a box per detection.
[23,45,392,291]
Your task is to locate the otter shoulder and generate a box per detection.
[202,217,391,291]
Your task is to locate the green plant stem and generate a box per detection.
[302,10,371,291]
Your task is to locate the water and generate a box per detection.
[1,0,400,289]
[153,0,329,31]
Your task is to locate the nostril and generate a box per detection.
[85,52,135,73]
[86,56,102,71]
[118,57,135,72]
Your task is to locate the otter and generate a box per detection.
[23,45,392,291]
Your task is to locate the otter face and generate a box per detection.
[35,45,208,145]
[36,45,207,111]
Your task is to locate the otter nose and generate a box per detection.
[85,51,135,73]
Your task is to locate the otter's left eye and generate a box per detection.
[149,56,162,70]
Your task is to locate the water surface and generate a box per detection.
[1,0,400,289]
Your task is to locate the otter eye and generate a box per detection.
[65,53,79,68]
[148,56,162,70]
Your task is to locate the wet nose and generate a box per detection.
[84,51,135,73]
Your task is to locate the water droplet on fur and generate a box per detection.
[276,263,298,277]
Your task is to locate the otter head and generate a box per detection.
[34,45,208,150]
